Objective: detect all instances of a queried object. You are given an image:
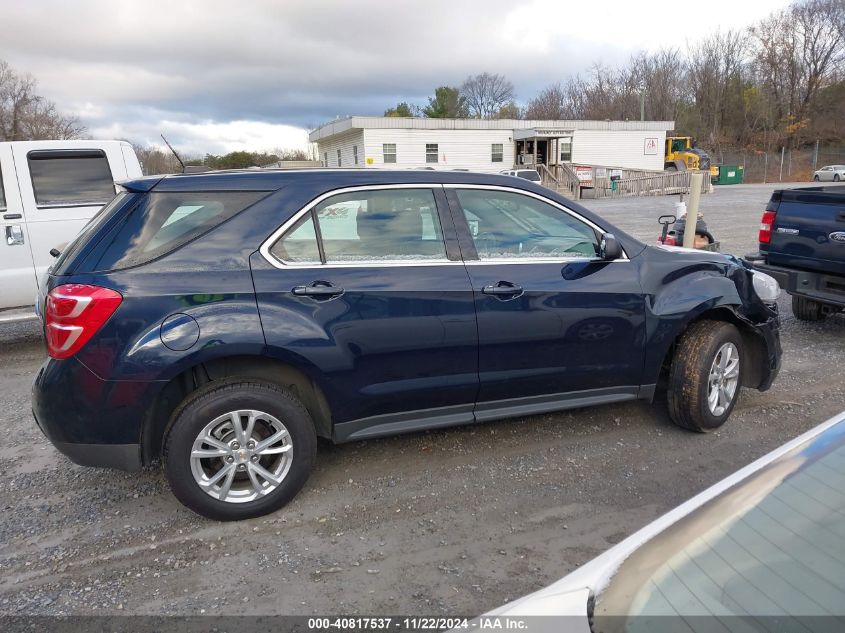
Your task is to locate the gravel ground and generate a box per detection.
[0,182,843,618]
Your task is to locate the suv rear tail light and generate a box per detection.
[45,284,122,359]
[759,209,777,244]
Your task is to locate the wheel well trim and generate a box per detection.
[645,303,768,394]
[141,354,333,464]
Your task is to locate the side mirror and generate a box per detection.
[599,233,622,261]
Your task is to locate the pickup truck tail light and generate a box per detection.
[45,284,122,359]
[759,209,777,244]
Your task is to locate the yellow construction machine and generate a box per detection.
[664,136,718,176]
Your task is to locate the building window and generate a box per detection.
[324,152,328,167]
[337,148,342,167]
[491,143,504,163]
[383,143,397,164]
[353,145,358,165]
[426,143,439,164]
[560,137,572,162]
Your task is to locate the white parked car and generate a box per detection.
[500,168,542,183]
[812,164,845,182]
[0,140,141,312]
[483,410,845,631]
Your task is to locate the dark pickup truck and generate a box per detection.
[749,185,845,321]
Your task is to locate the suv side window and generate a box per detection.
[270,188,447,265]
[455,189,600,259]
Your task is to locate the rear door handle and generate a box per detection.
[482,281,523,298]
[292,282,344,298]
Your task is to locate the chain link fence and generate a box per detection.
[716,146,845,183]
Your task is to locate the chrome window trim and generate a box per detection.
[445,183,630,262]
[259,183,453,269]
[258,182,630,269]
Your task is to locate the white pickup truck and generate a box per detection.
[1,140,142,314]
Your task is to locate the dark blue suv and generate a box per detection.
[32,170,782,520]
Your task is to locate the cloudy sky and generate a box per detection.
[1,0,790,156]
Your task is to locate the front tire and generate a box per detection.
[791,295,826,321]
[835,174,841,182]
[164,381,317,520]
[814,175,820,181]
[667,321,742,432]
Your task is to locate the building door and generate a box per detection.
[536,140,548,165]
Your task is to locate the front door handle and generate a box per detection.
[5,225,24,246]
[482,281,524,298]
[292,281,344,299]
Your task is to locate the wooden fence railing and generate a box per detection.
[591,170,712,198]
[537,163,582,199]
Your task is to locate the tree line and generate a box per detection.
[0,60,84,141]
[386,0,844,159]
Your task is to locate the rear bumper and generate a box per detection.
[31,357,158,471]
[52,439,141,471]
[751,257,845,308]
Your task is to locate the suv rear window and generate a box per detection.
[89,191,268,271]
[28,149,116,207]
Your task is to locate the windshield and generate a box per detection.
[593,419,845,629]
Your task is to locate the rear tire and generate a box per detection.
[813,175,820,181]
[791,295,826,322]
[835,174,841,182]
[667,321,743,432]
[164,381,317,521]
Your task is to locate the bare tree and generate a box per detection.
[687,29,747,155]
[460,72,515,119]
[524,83,568,119]
[750,0,844,146]
[0,60,84,141]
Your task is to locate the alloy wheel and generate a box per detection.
[707,343,740,417]
[189,409,293,503]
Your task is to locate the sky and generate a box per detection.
[0,0,792,157]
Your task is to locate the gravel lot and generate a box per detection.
[1,182,843,618]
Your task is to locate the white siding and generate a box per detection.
[309,116,675,142]
[571,130,666,171]
[360,129,515,171]
[316,130,364,168]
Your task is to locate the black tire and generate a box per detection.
[667,320,743,432]
[164,381,317,521]
[835,174,841,182]
[791,295,826,322]
[813,175,820,181]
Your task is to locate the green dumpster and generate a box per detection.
[713,165,744,185]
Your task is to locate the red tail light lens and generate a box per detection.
[45,284,122,359]
[759,210,777,244]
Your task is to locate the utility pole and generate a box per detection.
[640,90,646,122]
[779,146,785,182]
[812,139,819,172]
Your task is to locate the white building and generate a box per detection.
[309,117,675,173]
